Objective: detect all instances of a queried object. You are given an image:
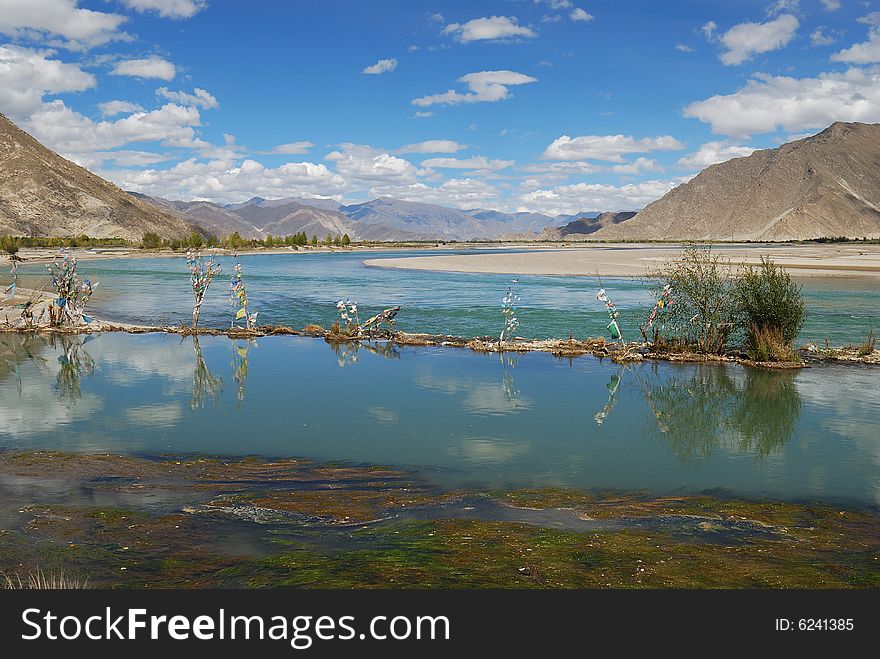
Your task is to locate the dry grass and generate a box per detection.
[2,569,89,590]
[748,325,801,363]
[858,328,876,356]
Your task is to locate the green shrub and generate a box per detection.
[733,256,805,358]
[0,235,20,255]
[141,232,161,249]
[648,245,737,354]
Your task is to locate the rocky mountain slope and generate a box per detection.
[0,113,194,240]
[538,211,637,240]
[594,122,880,241]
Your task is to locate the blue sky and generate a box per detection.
[1,0,879,214]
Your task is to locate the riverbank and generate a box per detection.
[365,243,880,279]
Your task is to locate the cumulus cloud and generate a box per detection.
[677,142,756,169]
[541,134,685,162]
[412,70,537,107]
[25,100,204,157]
[0,45,95,118]
[610,157,663,175]
[0,0,130,50]
[108,158,346,204]
[97,99,143,116]
[517,178,690,215]
[363,57,397,74]
[111,55,176,80]
[120,0,208,19]
[325,143,421,185]
[396,140,466,154]
[810,28,836,46]
[684,67,880,137]
[821,0,841,10]
[156,86,218,108]
[443,16,536,43]
[570,8,593,22]
[91,150,171,167]
[718,14,799,65]
[831,16,880,63]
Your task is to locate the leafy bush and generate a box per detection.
[733,256,805,357]
[141,232,161,249]
[648,245,737,354]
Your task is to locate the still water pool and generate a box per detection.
[2,332,877,507]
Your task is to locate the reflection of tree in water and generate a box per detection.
[190,336,222,410]
[53,335,95,404]
[328,340,400,367]
[232,339,257,404]
[637,364,801,461]
[725,368,802,458]
[0,334,48,392]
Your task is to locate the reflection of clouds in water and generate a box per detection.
[367,406,400,424]
[413,364,531,415]
[454,436,530,466]
[126,402,183,428]
[0,375,102,438]
[87,335,194,386]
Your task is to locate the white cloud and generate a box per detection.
[97,99,143,116]
[156,86,218,109]
[261,141,314,155]
[0,0,130,50]
[677,141,756,169]
[443,16,536,43]
[421,156,514,172]
[111,56,176,80]
[718,14,799,65]
[675,43,695,52]
[120,0,208,19]
[363,58,398,75]
[92,149,171,167]
[701,21,717,41]
[413,111,434,118]
[0,45,95,118]
[570,8,593,22]
[534,0,572,8]
[397,139,466,154]
[684,67,880,137]
[610,157,663,174]
[821,0,841,10]
[518,178,689,215]
[810,28,836,46]
[325,143,420,185]
[521,160,605,183]
[25,100,204,157]
[541,134,685,162]
[831,17,880,63]
[412,70,537,106]
[108,158,346,204]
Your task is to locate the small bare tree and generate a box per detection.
[186,250,221,328]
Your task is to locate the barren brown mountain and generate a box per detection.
[0,113,194,240]
[594,122,880,241]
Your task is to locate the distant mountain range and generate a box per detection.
[133,194,580,242]
[0,112,192,240]
[2,111,878,242]
[594,122,880,241]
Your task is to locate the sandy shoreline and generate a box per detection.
[364,244,880,278]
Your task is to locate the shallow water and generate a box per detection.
[12,249,880,344]
[2,332,877,507]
